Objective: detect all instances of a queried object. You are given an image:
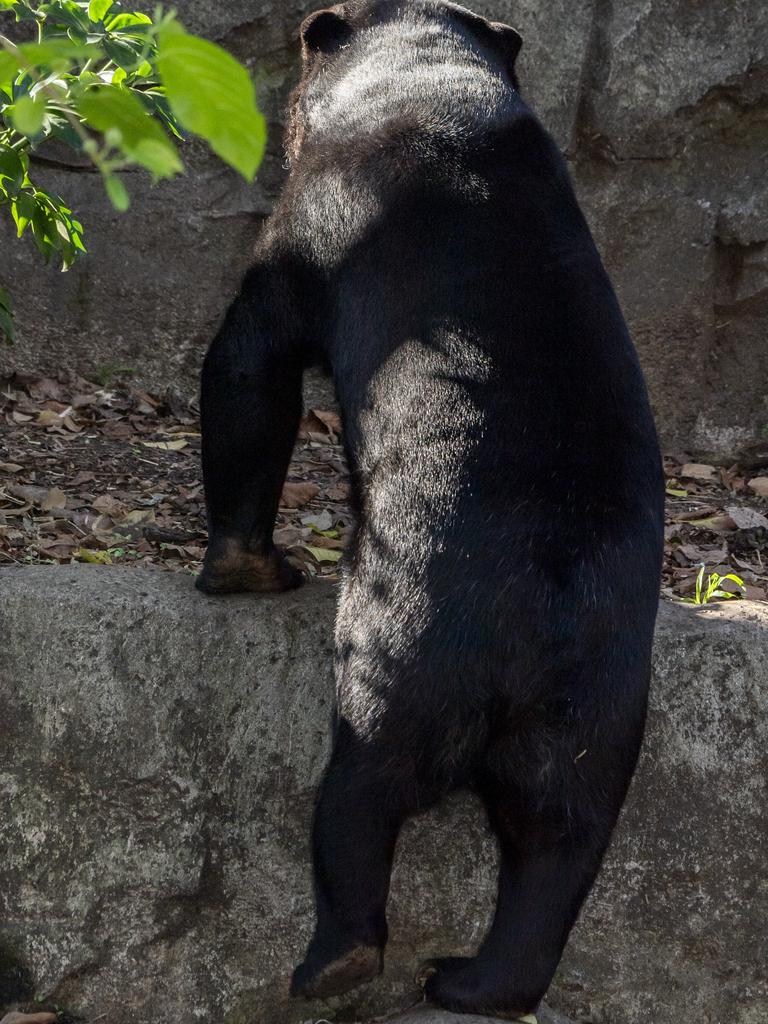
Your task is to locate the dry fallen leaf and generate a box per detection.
[326,482,351,501]
[93,494,127,518]
[120,509,156,526]
[9,484,50,506]
[40,487,67,512]
[0,503,32,517]
[100,420,133,440]
[676,544,728,565]
[680,462,717,482]
[36,408,66,427]
[0,462,23,473]
[672,505,717,521]
[301,510,333,532]
[72,392,99,408]
[311,408,343,439]
[62,415,82,433]
[0,1013,58,1024]
[300,409,339,443]
[686,514,737,532]
[274,526,305,548]
[142,439,189,452]
[25,376,65,402]
[747,477,768,498]
[725,505,768,531]
[38,538,78,561]
[281,481,321,508]
[71,470,96,486]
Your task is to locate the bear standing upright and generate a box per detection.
[196,1,664,1016]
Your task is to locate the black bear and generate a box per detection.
[196,0,664,1017]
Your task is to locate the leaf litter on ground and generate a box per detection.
[2,372,768,602]
[0,371,352,581]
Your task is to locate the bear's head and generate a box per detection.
[285,0,523,161]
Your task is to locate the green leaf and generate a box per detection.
[11,191,35,236]
[47,113,84,150]
[102,36,142,71]
[9,94,47,136]
[157,26,266,181]
[302,545,343,564]
[77,85,183,179]
[77,547,113,564]
[104,171,129,211]
[0,51,20,90]
[18,38,93,67]
[88,0,113,22]
[11,72,32,102]
[0,146,27,189]
[30,202,55,260]
[105,12,152,31]
[38,2,90,32]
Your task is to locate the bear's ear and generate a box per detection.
[445,3,523,71]
[300,6,352,55]
[487,20,523,64]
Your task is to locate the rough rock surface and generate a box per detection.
[359,1009,571,1024]
[1,567,767,1024]
[1,1,767,449]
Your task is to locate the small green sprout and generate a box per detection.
[683,563,746,605]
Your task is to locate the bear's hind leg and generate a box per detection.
[424,808,607,1017]
[291,725,426,1001]
[424,707,644,1018]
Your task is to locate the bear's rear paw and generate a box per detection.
[415,955,473,988]
[421,955,535,1021]
[291,944,382,1000]
[196,540,304,595]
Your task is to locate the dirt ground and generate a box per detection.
[2,370,768,604]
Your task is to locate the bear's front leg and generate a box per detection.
[197,266,307,596]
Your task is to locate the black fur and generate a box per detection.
[197,0,664,1015]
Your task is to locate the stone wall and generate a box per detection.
[1,567,767,1024]
[1,0,767,450]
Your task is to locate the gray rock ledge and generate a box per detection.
[1,567,766,1023]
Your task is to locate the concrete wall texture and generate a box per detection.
[1,0,767,451]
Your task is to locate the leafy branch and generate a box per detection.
[0,0,267,342]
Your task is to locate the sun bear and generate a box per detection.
[196,1,664,1017]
